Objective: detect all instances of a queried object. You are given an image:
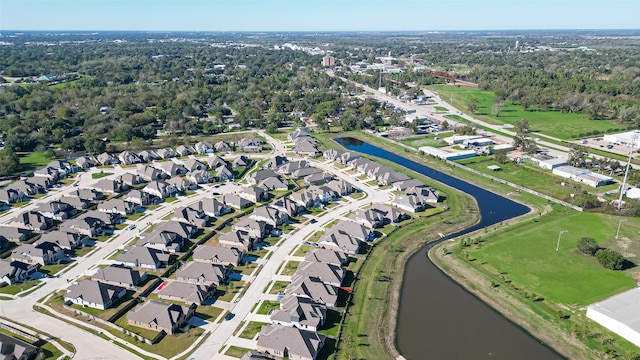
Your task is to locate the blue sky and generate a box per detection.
[1,0,638,31]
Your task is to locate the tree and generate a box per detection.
[441,120,450,131]
[568,143,589,167]
[494,149,509,164]
[84,136,106,154]
[515,119,530,134]
[571,193,600,209]
[468,98,478,114]
[492,99,504,117]
[595,249,625,270]
[577,237,599,256]
[0,148,20,176]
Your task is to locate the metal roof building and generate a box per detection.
[586,287,640,348]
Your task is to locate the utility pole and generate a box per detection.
[556,230,568,251]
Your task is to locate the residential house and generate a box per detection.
[377,170,410,186]
[124,189,158,206]
[36,201,76,221]
[269,197,301,216]
[392,179,425,192]
[15,211,53,231]
[7,179,42,197]
[370,204,405,223]
[279,160,310,175]
[137,150,158,163]
[318,232,361,256]
[0,226,32,242]
[233,218,267,239]
[270,296,327,332]
[175,262,231,287]
[155,148,175,159]
[143,180,178,199]
[232,155,249,168]
[59,195,92,210]
[328,221,374,242]
[118,151,142,165]
[264,156,288,170]
[158,281,215,305]
[91,266,147,288]
[285,275,338,308]
[59,217,104,237]
[250,206,287,228]
[184,158,207,172]
[117,173,142,186]
[290,190,316,209]
[154,221,198,239]
[259,177,288,191]
[199,197,231,217]
[304,172,333,186]
[33,166,60,181]
[194,141,213,154]
[166,176,195,192]
[187,169,214,184]
[325,179,353,197]
[92,178,128,194]
[75,156,95,169]
[0,188,22,204]
[98,198,138,216]
[115,246,170,269]
[287,127,312,141]
[213,165,234,181]
[247,170,279,185]
[136,231,184,253]
[24,176,53,190]
[172,206,209,228]
[406,186,440,204]
[237,137,262,152]
[322,149,342,161]
[0,259,38,285]
[304,248,348,267]
[127,300,196,334]
[70,188,103,201]
[38,231,89,250]
[222,194,253,209]
[291,167,321,179]
[218,230,255,252]
[257,325,325,360]
[138,165,165,182]
[206,155,227,169]
[158,161,187,177]
[64,280,127,310]
[390,194,425,213]
[292,137,319,156]
[175,145,192,157]
[11,242,64,266]
[307,185,333,204]
[349,208,385,228]
[292,262,345,287]
[192,245,244,267]
[96,152,117,166]
[214,141,232,152]
[0,333,37,360]
[238,187,268,203]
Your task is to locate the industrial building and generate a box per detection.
[602,131,640,148]
[586,287,640,348]
[552,166,613,187]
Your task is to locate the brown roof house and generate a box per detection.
[324,179,353,197]
[124,189,159,206]
[59,216,105,237]
[171,206,209,228]
[15,211,53,231]
[390,194,425,213]
[38,231,89,250]
[127,300,196,334]
[158,161,187,177]
[222,194,253,210]
[138,165,165,182]
[317,231,361,256]
[237,137,263,152]
[270,295,327,332]
[115,246,170,269]
[143,180,178,199]
[59,195,92,210]
[11,242,64,266]
[258,177,288,191]
[64,280,127,310]
[98,198,139,216]
[218,230,255,252]
[257,325,325,360]
[0,259,38,285]
[284,276,338,308]
[292,261,345,287]
[199,197,231,217]
[186,169,214,184]
[183,158,207,172]
[194,141,213,155]
[157,281,215,305]
[214,141,232,152]
[238,187,269,203]
[35,200,77,221]
[92,178,129,194]
[175,261,231,287]
[247,170,278,185]
[304,249,348,267]
[192,245,244,267]
[91,265,147,288]
[206,155,227,169]
[269,197,301,216]
[250,206,287,228]
[136,231,184,253]
[0,226,32,242]
[213,165,234,182]
[118,151,142,165]
[233,218,267,239]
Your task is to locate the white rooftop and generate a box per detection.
[586,287,640,347]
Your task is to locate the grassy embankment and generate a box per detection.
[428,85,627,140]
[313,131,497,359]
[432,207,640,359]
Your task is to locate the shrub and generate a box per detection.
[595,249,625,270]
[577,237,599,256]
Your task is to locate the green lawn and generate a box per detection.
[0,279,41,295]
[238,321,267,339]
[281,261,300,276]
[467,210,637,306]
[225,345,253,358]
[256,301,280,315]
[434,105,449,112]
[429,85,627,140]
[318,309,342,337]
[91,171,113,179]
[194,305,224,321]
[217,280,246,302]
[19,151,56,172]
[400,133,452,149]
[292,245,312,257]
[268,281,289,295]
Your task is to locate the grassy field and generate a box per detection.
[429,85,627,140]
[400,132,452,149]
[19,151,56,172]
[238,321,267,339]
[466,210,637,306]
[256,301,280,315]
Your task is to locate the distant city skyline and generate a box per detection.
[1,0,638,32]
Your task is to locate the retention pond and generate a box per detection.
[336,137,563,360]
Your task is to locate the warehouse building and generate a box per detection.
[586,287,640,348]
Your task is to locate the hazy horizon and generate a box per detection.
[1,0,638,32]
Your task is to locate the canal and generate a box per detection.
[336,137,563,360]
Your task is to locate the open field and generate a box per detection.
[19,151,56,172]
[428,85,627,140]
[400,132,451,149]
[466,210,638,306]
